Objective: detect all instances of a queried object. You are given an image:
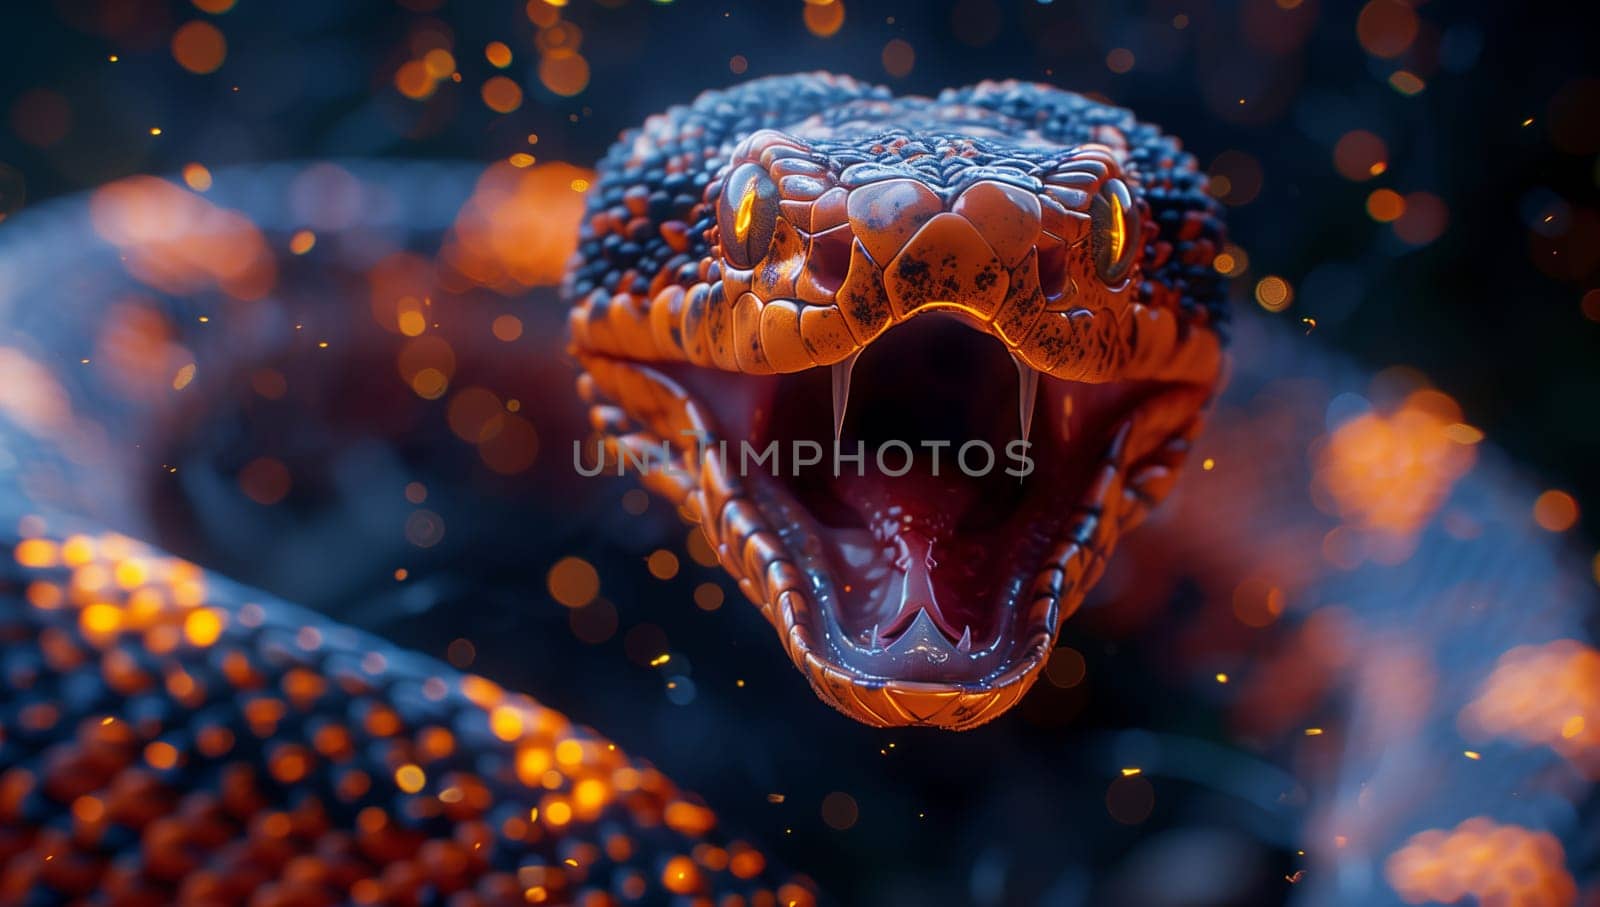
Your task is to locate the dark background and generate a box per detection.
[3,1,1599,904]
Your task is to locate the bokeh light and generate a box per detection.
[804,1,845,39]
[1357,0,1419,59]
[171,21,226,74]
[1386,819,1576,905]
[1332,130,1388,181]
[881,39,915,78]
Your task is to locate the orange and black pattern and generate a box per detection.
[566,74,1228,379]
[1,528,814,906]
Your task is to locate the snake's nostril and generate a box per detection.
[805,224,853,296]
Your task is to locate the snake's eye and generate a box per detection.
[717,162,779,270]
[1090,178,1140,285]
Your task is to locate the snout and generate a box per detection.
[828,177,1058,350]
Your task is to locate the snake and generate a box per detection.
[0,74,1595,904]
[569,73,1225,731]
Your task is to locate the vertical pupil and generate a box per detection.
[1107,192,1126,264]
[734,186,757,241]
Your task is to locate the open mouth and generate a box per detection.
[597,308,1185,726]
[742,313,1121,681]
[565,89,1231,729]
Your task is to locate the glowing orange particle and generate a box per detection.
[289,230,316,254]
[729,847,766,880]
[543,799,572,826]
[397,308,427,337]
[1533,490,1579,532]
[1388,70,1426,96]
[1254,275,1293,311]
[526,0,561,27]
[1356,0,1418,59]
[183,162,213,191]
[535,20,582,56]
[661,855,703,895]
[1582,289,1600,322]
[91,175,277,300]
[693,582,724,612]
[803,0,845,38]
[548,557,600,608]
[438,161,592,292]
[395,763,427,794]
[183,607,225,647]
[490,705,525,742]
[1462,639,1600,776]
[820,791,859,830]
[1333,130,1387,182]
[269,745,311,784]
[14,538,58,568]
[72,795,105,824]
[554,738,584,766]
[144,740,180,770]
[486,41,513,68]
[1366,188,1405,222]
[538,53,589,97]
[1386,818,1575,906]
[1313,389,1475,540]
[573,777,608,813]
[423,49,456,80]
[192,0,237,11]
[492,314,524,341]
[172,21,227,74]
[80,602,122,635]
[411,368,448,400]
[395,61,434,100]
[881,39,915,78]
[646,549,680,580]
[482,75,523,113]
[239,457,291,506]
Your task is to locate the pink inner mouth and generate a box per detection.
[750,315,1102,666]
[661,312,1150,684]
[823,469,1006,649]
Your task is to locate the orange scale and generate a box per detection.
[883,212,1009,320]
[952,180,1042,268]
[846,179,941,266]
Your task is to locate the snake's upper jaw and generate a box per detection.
[619,312,1209,729]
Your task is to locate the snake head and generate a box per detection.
[568,76,1227,729]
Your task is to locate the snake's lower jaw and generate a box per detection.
[577,315,1212,730]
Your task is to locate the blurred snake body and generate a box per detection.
[0,75,1595,905]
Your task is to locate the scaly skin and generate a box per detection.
[0,163,814,906]
[568,74,1228,729]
